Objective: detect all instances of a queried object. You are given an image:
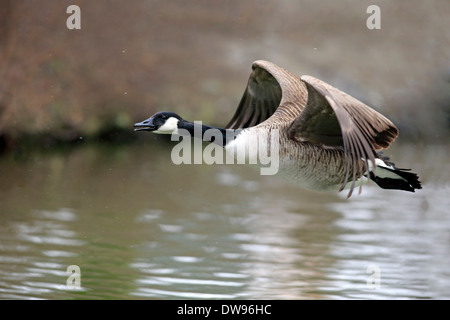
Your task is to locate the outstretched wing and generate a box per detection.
[226,60,306,129]
[226,62,281,129]
[289,75,399,197]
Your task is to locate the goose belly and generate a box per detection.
[276,158,344,191]
[225,128,363,192]
[276,141,365,191]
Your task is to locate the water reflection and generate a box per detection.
[328,186,450,299]
[0,208,84,299]
[0,142,449,299]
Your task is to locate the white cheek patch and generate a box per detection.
[154,117,179,134]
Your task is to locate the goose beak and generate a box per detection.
[134,117,156,132]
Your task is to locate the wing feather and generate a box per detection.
[226,63,282,129]
[290,75,399,197]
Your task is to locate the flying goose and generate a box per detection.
[134,60,421,197]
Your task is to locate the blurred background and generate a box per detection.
[0,0,449,300]
[0,0,449,148]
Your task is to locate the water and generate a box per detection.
[0,140,449,299]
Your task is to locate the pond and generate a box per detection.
[0,139,449,299]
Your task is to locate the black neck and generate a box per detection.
[179,120,237,147]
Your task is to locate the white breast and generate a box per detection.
[225,128,280,176]
[225,128,260,163]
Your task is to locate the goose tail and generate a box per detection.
[368,156,422,192]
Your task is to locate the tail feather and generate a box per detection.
[368,155,422,192]
[369,168,422,192]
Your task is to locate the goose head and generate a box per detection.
[134,111,183,134]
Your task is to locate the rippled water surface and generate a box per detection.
[0,141,449,299]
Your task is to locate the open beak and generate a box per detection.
[134,117,156,132]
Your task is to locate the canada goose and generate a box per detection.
[134,60,421,197]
